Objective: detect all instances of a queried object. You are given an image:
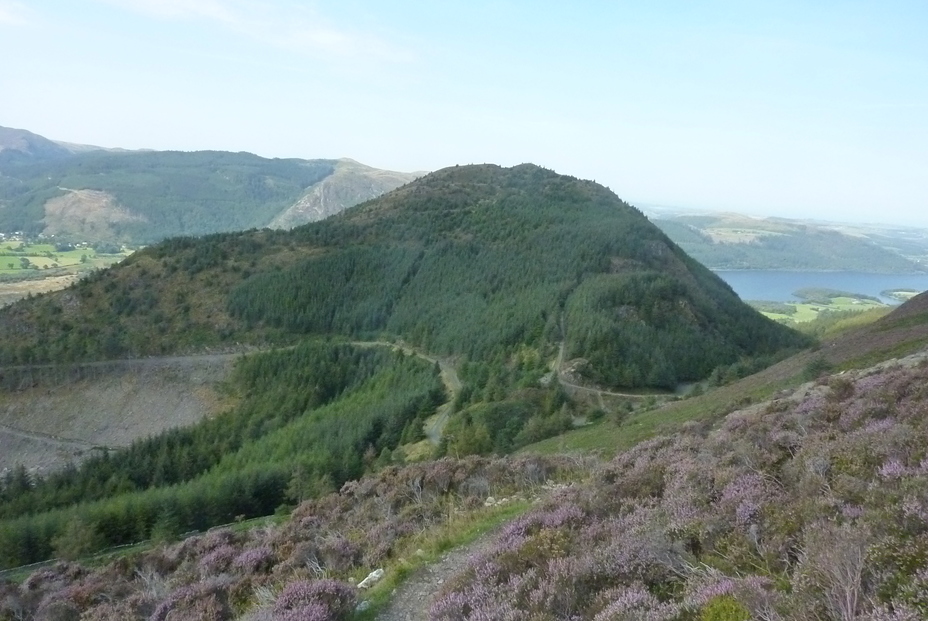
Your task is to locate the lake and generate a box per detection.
[713,271,928,304]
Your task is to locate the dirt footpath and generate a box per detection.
[375,531,497,621]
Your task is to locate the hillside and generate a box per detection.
[0,163,808,389]
[2,165,927,619]
[0,126,419,244]
[0,163,813,571]
[268,159,422,229]
[650,210,927,272]
[0,342,447,570]
[4,342,928,619]
[524,289,928,461]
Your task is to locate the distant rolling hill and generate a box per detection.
[647,209,928,273]
[0,126,72,164]
[0,125,420,244]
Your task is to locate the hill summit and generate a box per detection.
[0,163,808,389]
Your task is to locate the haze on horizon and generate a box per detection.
[1,1,926,228]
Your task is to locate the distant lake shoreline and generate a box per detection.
[713,270,928,304]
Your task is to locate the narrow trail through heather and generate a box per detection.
[374,530,498,621]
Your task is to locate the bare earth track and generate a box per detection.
[375,530,498,621]
[351,341,462,446]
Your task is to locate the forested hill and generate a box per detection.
[0,126,419,244]
[0,164,809,389]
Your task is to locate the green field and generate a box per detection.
[0,240,133,306]
[883,288,921,302]
[0,240,129,275]
[759,296,885,322]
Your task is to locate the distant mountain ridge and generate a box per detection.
[0,125,420,243]
[646,208,928,273]
[0,126,72,163]
[268,158,424,228]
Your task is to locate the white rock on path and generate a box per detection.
[358,568,385,589]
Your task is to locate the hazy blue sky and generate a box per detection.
[2,1,926,226]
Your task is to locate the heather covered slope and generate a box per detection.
[0,164,807,389]
[4,352,928,620]
[432,354,928,620]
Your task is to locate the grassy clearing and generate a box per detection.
[0,241,128,275]
[814,307,892,336]
[525,353,815,457]
[522,375,792,457]
[402,438,435,462]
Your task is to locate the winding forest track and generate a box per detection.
[351,341,461,446]
[557,377,650,400]
[552,318,649,401]
[553,338,649,401]
[425,359,461,445]
[0,423,100,452]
